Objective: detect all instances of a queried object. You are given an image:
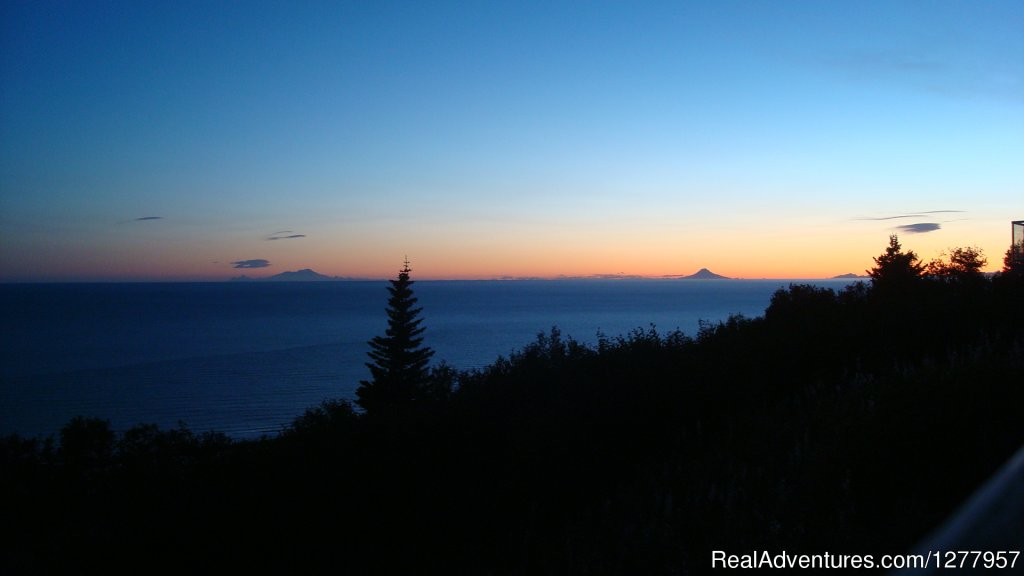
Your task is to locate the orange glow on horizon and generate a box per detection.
[2,218,1015,282]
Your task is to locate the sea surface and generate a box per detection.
[1,279,857,438]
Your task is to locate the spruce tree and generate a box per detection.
[356,260,435,415]
[867,234,924,292]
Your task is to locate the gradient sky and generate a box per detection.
[1,1,1021,281]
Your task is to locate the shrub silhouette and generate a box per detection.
[59,417,114,474]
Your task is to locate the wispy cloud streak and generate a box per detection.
[856,210,963,221]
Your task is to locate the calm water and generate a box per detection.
[1,279,855,438]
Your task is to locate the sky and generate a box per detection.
[1,1,1021,281]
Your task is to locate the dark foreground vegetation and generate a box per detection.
[3,238,1023,575]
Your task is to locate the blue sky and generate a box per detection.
[1,1,1021,280]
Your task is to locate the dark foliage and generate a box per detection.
[867,234,924,296]
[926,246,987,281]
[1004,240,1024,275]
[3,238,1023,575]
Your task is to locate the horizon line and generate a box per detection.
[0,274,875,284]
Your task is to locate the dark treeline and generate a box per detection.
[3,237,1023,575]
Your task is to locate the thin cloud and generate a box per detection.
[895,223,941,234]
[268,234,306,240]
[232,259,271,269]
[856,210,964,221]
[271,230,292,235]
[135,216,163,221]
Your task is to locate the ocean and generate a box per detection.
[0,279,857,438]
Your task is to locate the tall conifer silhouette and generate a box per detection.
[867,234,924,292]
[356,260,434,414]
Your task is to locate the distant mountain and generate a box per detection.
[680,268,730,280]
[833,273,868,279]
[228,269,347,282]
[266,269,341,282]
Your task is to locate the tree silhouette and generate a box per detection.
[1004,242,1024,275]
[867,235,924,292]
[926,246,987,281]
[356,260,435,415]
